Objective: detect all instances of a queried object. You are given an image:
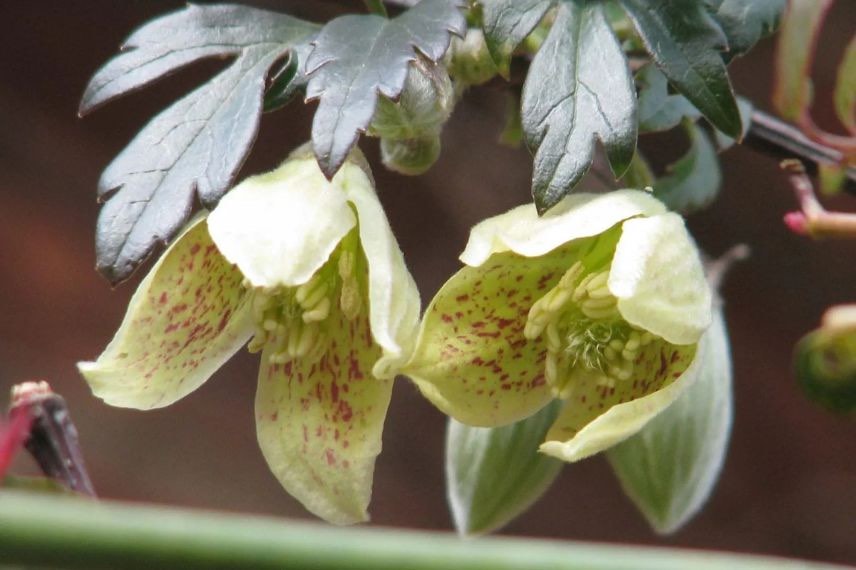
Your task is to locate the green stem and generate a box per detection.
[0,491,845,570]
[363,0,389,17]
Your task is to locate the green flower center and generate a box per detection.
[525,261,656,398]
[246,231,364,364]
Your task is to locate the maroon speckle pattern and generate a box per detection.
[411,250,576,425]
[102,221,249,408]
[256,300,392,511]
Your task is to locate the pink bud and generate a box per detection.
[784,212,809,235]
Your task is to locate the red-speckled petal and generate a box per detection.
[541,341,699,462]
[404,249,580,428]
[255,305,391,525]
[78,215,253,409]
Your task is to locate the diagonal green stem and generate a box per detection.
[0,491,846,570]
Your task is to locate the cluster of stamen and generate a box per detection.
[525,261,655,397]
[247,243,363,364]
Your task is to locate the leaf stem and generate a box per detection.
[364,0,389,17]
[0,491,846,570]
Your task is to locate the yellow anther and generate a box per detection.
[263,318,279,332]
[581,304,618,320]
[545,351,558,387]
[604,346,618,361]
[625,333,640,352]
[302,297,331,323]
[572,273,596,302]
[585,270,609,292]
[295,323,320,358]
[546,322,562,351]
[299,283,329,311]
[340,280,362,320]
[338,250,355,278]
[581,296,616,310]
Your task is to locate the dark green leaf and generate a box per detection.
[446,401,563,536]
[80,5,317,283]
[619,0,742,138]
[608,310,733,534]
[654,120,722,213]
[636,65,701,133]
[522,0,636,213]
[480,0,552,76]
[304,0,466,178]
[705,0,785,60]
[713,95,753,150]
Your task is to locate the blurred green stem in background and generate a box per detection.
[0,491,845,570]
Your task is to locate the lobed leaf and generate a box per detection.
[304,0,466,179]
[479,0,552,77]
[705,0,786,61]
[619,0,742,138]
[522,0,637,214]
[80,4,318,283]
[654,120,722,214]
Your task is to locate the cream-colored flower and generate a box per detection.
[403,190,711,461]
[78,146,420,524]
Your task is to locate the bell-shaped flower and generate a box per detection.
[78,146,420,524]
[402,190,711,461]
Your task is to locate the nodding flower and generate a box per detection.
[402,190,712,462]
[79,145,420,524]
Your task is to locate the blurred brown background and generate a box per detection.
[1,1,855,565]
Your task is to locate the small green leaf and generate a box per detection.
[479,0,552,76]
[607,310,733,534]
[446,401,563,535]
[834,37,856,135]
[772,0,833,123]
[304,0,466,178]
[705,0,786,60]
[636,65,701,133]
[654,120,722,214]
[80,5,317,283]
[522,0,637,214]
[619,0,742,138]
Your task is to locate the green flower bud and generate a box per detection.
[447,29,499,87]
[795,305,856,414]
[380,135,441,176]
[369,59,453,175]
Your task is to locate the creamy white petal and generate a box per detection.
[609,213,712,345]
[208,158,357,289]
[460,190,666,267]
